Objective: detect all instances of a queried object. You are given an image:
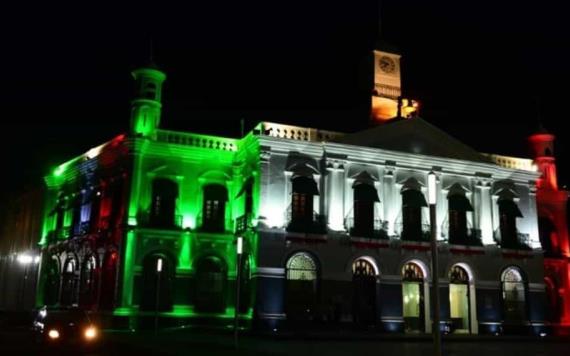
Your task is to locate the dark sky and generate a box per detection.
[1,1,569,202]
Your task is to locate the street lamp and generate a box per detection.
[17,253,39,310]
[234,236,243,349]
[428,171,442,356]
[154,257,163,336]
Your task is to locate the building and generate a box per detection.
[0,188,44,312]
[33,47,569,336]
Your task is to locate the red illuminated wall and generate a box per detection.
[530,130,570,333]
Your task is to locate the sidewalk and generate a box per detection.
[107,327,570,356]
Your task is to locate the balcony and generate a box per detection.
[441,218,483,246]
[344,217,388,240]
[394,223,431,242]
[196,212,234,234]
[56,226,72,239]
[445,228,483,247]
[285,207,327,234]
[493,229,532,250]
[235,214,251,235]
[138,212,183,230]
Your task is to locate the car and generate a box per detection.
[32,306,101,350]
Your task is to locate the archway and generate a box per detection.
[194,256,227,313]
[501,267,527,322]
[402,261,425,333]
[99,251,118,310]
[79,255,98,308]
[60,257,79,306]
[140,253,175,311]
[285,252,318,321]
[352,257,378,325]
[449,265,470,333]
[43,256,61,306]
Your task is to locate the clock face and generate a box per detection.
[378,56,396,74]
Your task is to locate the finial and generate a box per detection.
[534,97,549,134]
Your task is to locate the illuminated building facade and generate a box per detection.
[34,50,568,336]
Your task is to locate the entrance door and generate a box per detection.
[449,265,470,333]
[352,258,377,325]
[402,262,425,333]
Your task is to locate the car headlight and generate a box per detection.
[48,329,60,340]
[84,326,97,340]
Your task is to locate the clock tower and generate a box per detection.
[372,49,401,121]
[371,49,418,122]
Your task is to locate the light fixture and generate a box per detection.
[84,326,97,340]
[428,171,437,205]
[17,254,34,265]
[237,236,243,255]
[48,329,60,339]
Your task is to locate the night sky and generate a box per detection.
[1,1,569,204]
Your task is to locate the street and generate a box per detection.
[1,327,568,356]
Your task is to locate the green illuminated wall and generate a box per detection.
[39,64,261,321]
[120,129,261,317]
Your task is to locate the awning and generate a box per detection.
[448,195,473,212]
[353,183,380,202]
[401,189,428,208]
[498,199,523,218]
[292,176,319,195]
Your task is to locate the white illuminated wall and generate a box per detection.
[256,127,541,247]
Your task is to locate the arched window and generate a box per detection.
[352,174,380,238]
[194,256,227,312]
[202,184,228,232]
[401,183,428,242]
[43,256,61,306]
[501,267,527,322]
[150,178,178,228]
[79,255,98,308]
[99,251,118,310]
[288,176,319,232]
[60,257,79,306]
[285,252,318,321]
[352,258,377,325]
[144,81,157,100]
[449,265,471,333]
[402,262,425,332]
[140,253,175,312]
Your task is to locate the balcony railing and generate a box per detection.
[138,212,183,230]
[285,207,327,234]
[344,217,389,240]
[445,228,483,247]
[394,223,431,242]
[156,129,238,152]
[493,229,532,250]
[235,214,250,235]
[56,226,72,239]
[196,212,234,233]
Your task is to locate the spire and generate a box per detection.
[143,36,160,70]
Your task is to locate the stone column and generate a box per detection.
[383,162,397,236]
[475,178,494,245]
[327,160,345,231]
[527,181,541,249]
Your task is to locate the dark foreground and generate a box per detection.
[0,327,568,356]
